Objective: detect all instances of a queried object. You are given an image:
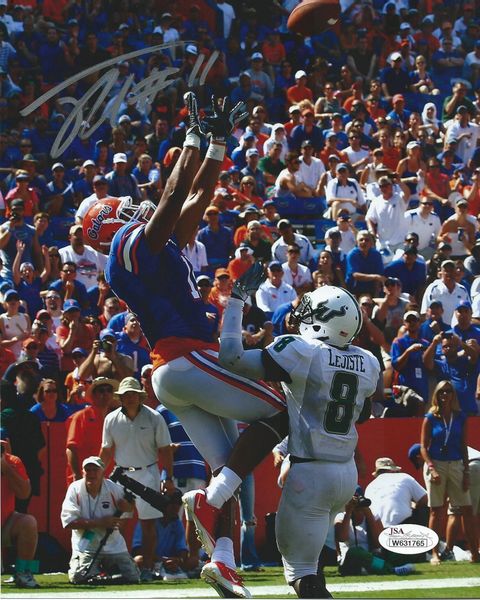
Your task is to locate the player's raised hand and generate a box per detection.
[183,91,204,137]
[203,96,248,141]
[231,261,266,303]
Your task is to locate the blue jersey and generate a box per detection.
[106,222,215,348]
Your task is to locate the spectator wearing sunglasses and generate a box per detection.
[30,379,73,422]
[405,197,442,260]
[48,261,89,311]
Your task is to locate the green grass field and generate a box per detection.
[2,563,479,598]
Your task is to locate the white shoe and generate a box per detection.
[201,561,251,598]
[15,571,40,589]
[394,563,415,576]
[163,568,188,581]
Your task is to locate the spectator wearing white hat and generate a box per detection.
[61,455,139,584]
[246,52,274,101]
[73,160,98,207]
[105,153,141,201]
[75,175,114,224]
[380,53,411,102]
[365,457,427,527]
[241,148,266,198]
[100,377,174,581]
[325,162,366,220]
[286,69,313,106]
[445,105,480,164]
[366,175,411,254]
[59,224,107,289]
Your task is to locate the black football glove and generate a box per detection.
[231,261,266,302]
[203,96,249,141]
[183,91,205,137]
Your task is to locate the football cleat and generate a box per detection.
[201,561,252,598]
[231,261,266,302]
[182,489,220,557]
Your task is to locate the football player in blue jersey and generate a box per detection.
[83,93,289,598]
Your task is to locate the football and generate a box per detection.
[287,0,341,37]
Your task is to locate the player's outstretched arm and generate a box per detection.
[173,96,248,250]
[144,92,202,254]
[218,262,267,380]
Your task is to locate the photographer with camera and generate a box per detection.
[0,199,43,282]
[77,329,134,385]
[420,381,479,564]
[335,487,415,576]
[61,456,140,584]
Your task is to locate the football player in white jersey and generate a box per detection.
[184,265,380,598]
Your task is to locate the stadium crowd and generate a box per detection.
[0,0,479,592]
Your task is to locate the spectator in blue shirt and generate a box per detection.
[391,310,430,401]
[380,52,411,100]
[345,231,385,297]
[384,245,426,301]
[131,490,190,580]
[386,94,411,130]
[290,108,324,153]
[13,242,50,322]
[423,331,479,415]
[48,261,90,311]
[115,313,150,380]
[196,206,233,272]
[419,300,450,346]
[452,301,480,344]
[231,132,256,170]
[241,149,266,198]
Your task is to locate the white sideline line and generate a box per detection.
[10,576,480,598]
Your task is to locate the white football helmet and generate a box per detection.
[291,286,363,348]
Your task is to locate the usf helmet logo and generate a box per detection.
[313,301,347,322]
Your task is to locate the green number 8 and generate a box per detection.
[273,336,296,353]
[324,371,358,435]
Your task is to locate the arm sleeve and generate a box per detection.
[60,482,82,527]
[101,414,113,448]
[409,476,427,502]
[390,339,402,369]
[218,297,268,380]
[154,412,172,448]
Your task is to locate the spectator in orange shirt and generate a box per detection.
[208,268,232,319]
[318,132,348,167]
[65,377,118,483]
[1,436,40,590]
[287,70,313,106]
[365,95,387,121]
[463,169,480,217]
[261,30,286,79]
[234,206,260,246]
[0,332,16,378]
[5,171,39,219]
[343,81,365,113]
[228,244,255,282]
[374,128,402,171]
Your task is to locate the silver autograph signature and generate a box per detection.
[20,43,219,158]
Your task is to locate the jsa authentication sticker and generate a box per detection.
[379,524,439,555]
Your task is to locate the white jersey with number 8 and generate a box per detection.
[265,335,380,462]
